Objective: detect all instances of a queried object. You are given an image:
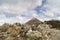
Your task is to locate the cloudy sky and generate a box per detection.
[0,0,60,24]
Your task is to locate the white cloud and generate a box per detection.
[0,0,43,24]
[39,0,60,20]
[43,11,54,17]
[38,0,60,21]
[0,0,43,14]
[0,0,60,25]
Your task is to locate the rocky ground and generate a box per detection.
[0,23,60,40]
[0,18,60,40]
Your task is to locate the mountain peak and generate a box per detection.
[26,18,43,25]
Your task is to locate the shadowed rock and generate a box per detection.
[45,20,60,29]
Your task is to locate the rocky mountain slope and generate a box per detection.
[0,18,60,40]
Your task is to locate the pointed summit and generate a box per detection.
[26,18,43,26]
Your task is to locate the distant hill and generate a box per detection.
[25,18,43,26]
[45,20,60,29]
